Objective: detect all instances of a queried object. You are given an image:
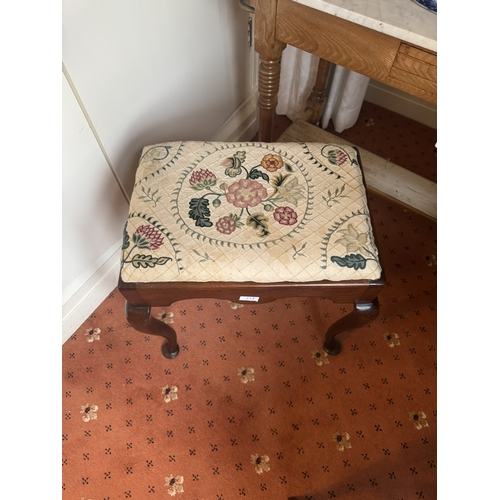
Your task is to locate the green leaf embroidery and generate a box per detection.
[330,254,367,270]
[292,242,307,259]
[248,168,270,182]
[190,184,206,191]
[246,213,270,237]
[130,254,172,268]
[122,223,130,250]
[138,186,163,207]
[193,249,213,263]
[188,198,213,227]
[229,213,244,228]
[322,184,347,206]
[271,173,290,188]
[132,233,151,249]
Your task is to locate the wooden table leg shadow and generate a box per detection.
[119,277,384,360]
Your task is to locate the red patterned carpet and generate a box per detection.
[62,106,437,500]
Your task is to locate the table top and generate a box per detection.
[293,0,437,52]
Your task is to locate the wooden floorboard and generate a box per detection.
[278,119,437,220]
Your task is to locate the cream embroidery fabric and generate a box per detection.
[120,141,382,283]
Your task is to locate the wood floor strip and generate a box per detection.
[277,119,437,220]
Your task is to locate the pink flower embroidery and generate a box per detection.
[226,179,268,208]
[273,206,298,225]
[135,225,164,250]
[189,169,217,187]
[216,216,237,235]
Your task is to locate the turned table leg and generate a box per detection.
[125,302,180,359]
[254,0,286,142]
[258,55,283,142]
[324,299,380,355]
[305,58,332,125]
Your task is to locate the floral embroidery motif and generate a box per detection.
[158,311,174,324]
[121,142,382,283]
[187,151,305,238]
[332,432,352,451]
[323,146,350,168]
[409,411,429,430]
[238,367,255,384]
[274,206,298,225]
[121,223,172,269]
[216,215,239,235]
[270,175,304,206]
[251,454,270,474]
[301,143,355,178]
[311,349,329,366]
[221,150,246,178]
[85,327,101,343]
[80,404,98,422]
[189,169,217,189]
[335,224,368,254]
[226,178,268,208]
[261,153,284,172]
[165,474,184,496]
[383,332,400,347]
[330,223,380,271]
[162,385,179,403]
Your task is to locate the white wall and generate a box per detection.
[62,0,259,342]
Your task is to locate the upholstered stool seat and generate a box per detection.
[118,141,384,359]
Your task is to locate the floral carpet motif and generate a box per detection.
[120,142,382,283]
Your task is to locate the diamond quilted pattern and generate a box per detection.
[120,141,382,283]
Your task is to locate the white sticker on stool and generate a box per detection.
[239,296,259,302]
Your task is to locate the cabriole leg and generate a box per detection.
[125,302,180,359]
[324,299,380,355]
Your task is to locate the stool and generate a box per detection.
[118,141,384,359]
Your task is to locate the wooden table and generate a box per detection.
[252,0,437,141]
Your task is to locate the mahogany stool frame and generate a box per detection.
[118,274,385,359]
[118,144,385,359]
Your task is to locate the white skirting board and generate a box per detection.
[62,244,122,344]
[211,87,259,142]
[365,80,437,129]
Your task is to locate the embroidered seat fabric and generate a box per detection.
[120,141,382,283]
